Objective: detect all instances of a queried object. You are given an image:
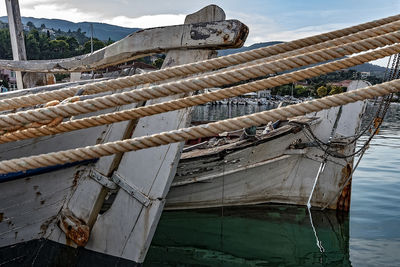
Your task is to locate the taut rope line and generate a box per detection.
[1,31,400,129]
[0,14,399,111]
[1,43,399,143]
[1,79,400,174]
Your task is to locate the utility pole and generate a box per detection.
[90,23,94,54]
[90,23,94,78]
[5,0,26,90]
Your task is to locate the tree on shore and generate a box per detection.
[317,86,328,97]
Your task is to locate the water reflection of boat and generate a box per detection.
[167,81,369,211]
[145,204,350,266]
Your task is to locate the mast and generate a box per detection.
[5,0,26,89]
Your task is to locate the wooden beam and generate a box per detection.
[5,0,26,89]
[86,5,230,263]
[0,20,248,73]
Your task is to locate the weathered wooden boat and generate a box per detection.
[1,2,400,265]
[0,4,249,265]
[167,80,369,211]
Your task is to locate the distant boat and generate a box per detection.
[167,80,369,211]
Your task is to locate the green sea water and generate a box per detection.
[144,103,400,267]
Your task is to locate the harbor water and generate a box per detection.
[145,102,400,266]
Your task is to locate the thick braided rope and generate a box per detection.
[2,43,399,143]
[1,79,400,174]
[0,31,400,129]
[0,14,399,112]
[217,19,400,74]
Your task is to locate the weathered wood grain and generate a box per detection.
[86,5,226,263]
[0,167,76,247]
[0,19,248,73]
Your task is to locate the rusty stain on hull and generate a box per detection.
[336,164,352,211]
[58,209,90,247]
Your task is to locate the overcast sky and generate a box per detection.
[1,0,399,65]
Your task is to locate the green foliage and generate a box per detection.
[54,73,69,82]
[25,32,41,59]
[26,21,35,28]
[271,84,292,96]
[65,37,79,51]
[152,58,164,69]
[0,26,113,60]
[317,86,328,97]
[0,28,12,59]
[83,38,105,53]
[328,85,343,95]
[105,38,114,46]
[50,39,69,53]
[294,85,309,97]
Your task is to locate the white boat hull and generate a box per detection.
[166,81,369,210]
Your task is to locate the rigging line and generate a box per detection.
[387,53,399,81]
[301,85,393,160]
[383,55,393,82]
[307,161,326,209]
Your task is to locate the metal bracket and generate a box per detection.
[88,170,117,190]
[111,172,151,207]
[88,169,151,207]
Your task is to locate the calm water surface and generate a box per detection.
[145,103,400,267]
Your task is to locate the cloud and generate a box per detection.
[0,1,100,22]
[265,23,350,42]
[227,10,351,46]
[104,14,186,28]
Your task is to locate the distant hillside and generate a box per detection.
[347,62,387,77]
[0,16,140,41]
[219,41,387,77]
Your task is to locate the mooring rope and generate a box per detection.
[1,43,399,143]
[1,79,400,174]
[216,19,400,77]
[1,32,400,130]
[0,15,399,112]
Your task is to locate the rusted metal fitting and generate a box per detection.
[58,209,90,247]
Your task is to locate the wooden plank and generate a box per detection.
[5,0,26,89]
[0,19,248,73]
[86,5,228,263]
[0,167,77,247]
